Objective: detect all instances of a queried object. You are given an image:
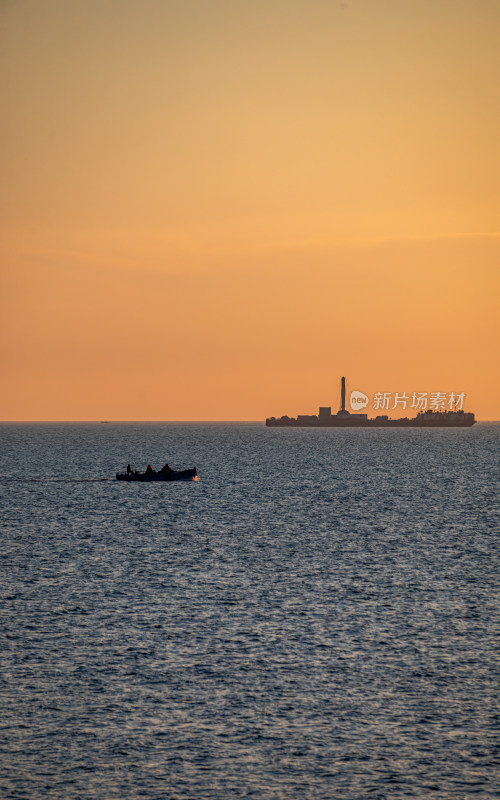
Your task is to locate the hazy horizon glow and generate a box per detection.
[1,0,499,420]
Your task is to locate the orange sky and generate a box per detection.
[1,0,499,420]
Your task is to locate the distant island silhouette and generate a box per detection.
[266,377,476,428]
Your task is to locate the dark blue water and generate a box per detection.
[0,422,499,799]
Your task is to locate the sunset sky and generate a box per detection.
[1,0,499,420]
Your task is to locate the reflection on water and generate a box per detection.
[0,422,498,799]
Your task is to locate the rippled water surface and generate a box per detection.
[0,422,499,799]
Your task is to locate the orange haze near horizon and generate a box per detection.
[1,0,499,420]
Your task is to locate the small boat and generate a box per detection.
[116,467,198,482]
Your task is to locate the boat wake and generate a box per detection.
[0,478,115,483]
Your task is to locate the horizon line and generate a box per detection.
[1,419,499,424]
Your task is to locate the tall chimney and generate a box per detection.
[341,376,346,412]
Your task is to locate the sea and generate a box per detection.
[0,422,499,799]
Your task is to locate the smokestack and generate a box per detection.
[341,376,346,412]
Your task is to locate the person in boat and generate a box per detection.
[127,464,131,474]
[160,463,173,474]
[146,464,153,474]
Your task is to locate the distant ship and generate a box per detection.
[266,377,476,428]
